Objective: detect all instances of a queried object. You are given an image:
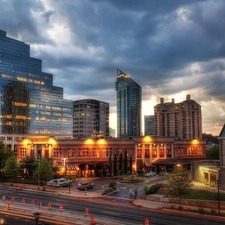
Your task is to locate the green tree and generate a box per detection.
[202,133,219,144]
[124,150,128,175]
[113,154,117,176]
[119,153,123,172]
[0,141,15,168]
[109,152,112,176]
[129,155,132,174]
[166,168,191,202]
[19,156,38,178]
[206,144,219,160]
[34,158,53,190]
[4,155,19,184]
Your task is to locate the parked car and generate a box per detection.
[158,171,168,176]
[46,179,57,186]
[52,178,72,187]
[77,182,95,191]
[145,171,156,177]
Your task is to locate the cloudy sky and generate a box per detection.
[1,0,225,135]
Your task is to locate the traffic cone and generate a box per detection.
[90,216,95,225]
[11,197,15,203]
[145,218,149,225]
[21,198,25,204]
[7,204,11,210]
[85,207,89,217]
[31,199,35,205]
[47,203,52,209]
[38,202,42,208]
[17,185,21,190]
[59,204,63,211]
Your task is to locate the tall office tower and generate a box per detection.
[154,95,202,140]
[73,99,109,138]
[0,30,72,136]
[115,69,142,138]
[144,115,154,135]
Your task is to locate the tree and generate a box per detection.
[113,154,117,176]
[124,150,128,175]
[4,155,19,184]
[0,141,15,168]
[109,152,112,176]
[129,155,132,174]
[119,153,123,172]
[34,158,53,190]
[206,144,219,160]
[166,168,191,202]
[202,133,219,144]
[19,156,38,178]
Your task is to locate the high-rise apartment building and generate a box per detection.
[144,115,154,135]
[115,69,142,138]
[0,30,72,136]
[154,95,202,140]
[73,99,109,138]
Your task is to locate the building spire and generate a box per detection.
[117,68,126,76]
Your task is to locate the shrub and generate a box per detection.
[109,181,117,190]
[136,169,145,176]
[178,206,183,211]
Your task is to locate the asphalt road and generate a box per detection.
[0,185,224,225]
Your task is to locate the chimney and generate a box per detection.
[186,95,191,101]
[171,98,175,104]
[160,98,164,104]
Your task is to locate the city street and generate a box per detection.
[0,178,224,225]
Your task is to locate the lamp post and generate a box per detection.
[37,155,40,190]
[63,158,66,176]
[217,179,220,215]
[33,212,41,225]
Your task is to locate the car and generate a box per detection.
[52,178,72,187]
[46,179,57,186]
[77,182,95,191]
[145,171,156,177]
[158,171,168,176]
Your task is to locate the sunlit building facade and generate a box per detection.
[154,95,202,140]
[73,99,109,138]
[16,135,206,178]
[115,69,142,138]
[0,30,72,136]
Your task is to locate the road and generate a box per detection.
[0,182,224,225]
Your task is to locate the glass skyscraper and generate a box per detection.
[115,69,142,138]
[0,30,72,136]
[73,99,109,138]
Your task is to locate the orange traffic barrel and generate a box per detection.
[11,197,15,203]
[31,199,35,205]
[59,204,63,211]
[7,204,11,210]
[145,218,149,225]
[90,216,95,225]
[47,203,52,209]
[21,198,25,204]
[38,202,42,208]
[85,207,89,216]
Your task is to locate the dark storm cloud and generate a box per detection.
[1,0,225,134]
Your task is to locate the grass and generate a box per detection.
[120,177,147,183]
[184,189,225,201]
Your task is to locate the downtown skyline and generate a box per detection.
[0,0,225,135]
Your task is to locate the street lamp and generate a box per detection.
[63,158,66,176]
[33,212,41,225]
[37,155,40,190]
[217,179,220,215]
